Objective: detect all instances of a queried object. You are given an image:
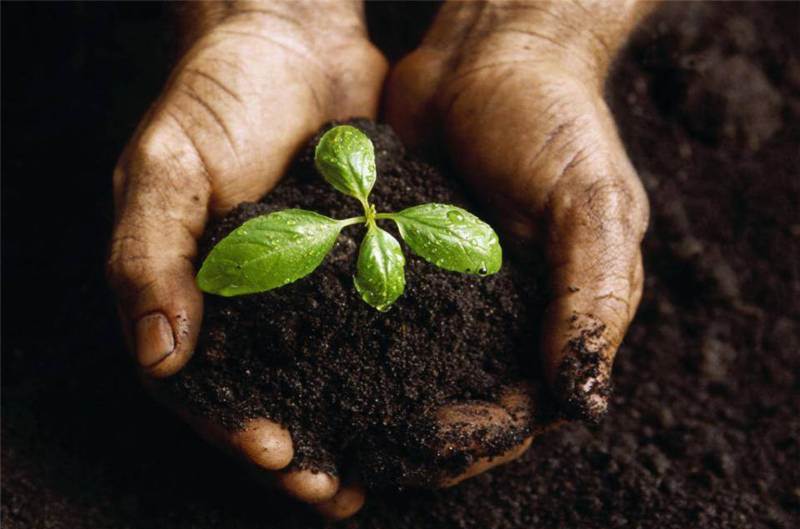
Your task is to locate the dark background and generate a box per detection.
[2,3,799,529]
[0,3,315,528]
[2,2,173,377]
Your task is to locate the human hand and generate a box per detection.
[387,0,654,468]
[107,0,386,519]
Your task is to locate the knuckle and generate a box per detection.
[106,233,152,294]
[592,291,632,332]
[137,136,201,186]
[106,216,180,299]
[581,179,632,227]
[556,175,648,241]
[117,127,212,226]
[127,114,212,192]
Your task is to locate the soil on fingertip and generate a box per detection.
[164,119,552,488]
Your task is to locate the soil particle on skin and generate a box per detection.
[554,314,613,423]
[164,119,550,488]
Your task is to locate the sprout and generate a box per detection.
[197,125,502,311]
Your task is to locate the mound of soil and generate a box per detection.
[165,120,549,488]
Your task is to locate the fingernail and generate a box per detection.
[135,313,175,368]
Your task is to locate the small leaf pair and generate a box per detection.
[197,125,502,311]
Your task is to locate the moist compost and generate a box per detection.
[2,3,798,529]
[164,119,548,487]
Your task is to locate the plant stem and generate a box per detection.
[375,212,396,220]
[359,198,371,216]
[339,216,366,227]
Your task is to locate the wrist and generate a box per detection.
[177,0,367,49]
[517,0,655,78]
[430,0,655,84]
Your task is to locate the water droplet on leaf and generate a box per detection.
[447,210,464,222]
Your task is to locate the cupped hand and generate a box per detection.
[107,1,385,519]
[387,0,654,464]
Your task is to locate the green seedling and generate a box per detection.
[196,125,502,311]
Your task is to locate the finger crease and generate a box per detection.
[179,88,241,166]
[184,68,243,104]
[163,110,214,191]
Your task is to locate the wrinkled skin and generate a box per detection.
[107,0,652,520]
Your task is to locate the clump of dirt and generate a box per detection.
[165,119,550,488]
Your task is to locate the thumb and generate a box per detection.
[107,119,211,378]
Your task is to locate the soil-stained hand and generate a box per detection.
[386,0,655,479]
[106,1,385,519]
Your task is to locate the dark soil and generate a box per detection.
[2,2,798,529]
[165,119,548,487]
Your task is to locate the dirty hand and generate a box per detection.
[387,0,653,460]
[106,1,386,519]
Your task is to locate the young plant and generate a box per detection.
[196,125,502,311]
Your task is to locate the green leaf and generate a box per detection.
[314,125,376,202]
[390,203,502,275]
[197,209,342,296]
[354,225,406,311]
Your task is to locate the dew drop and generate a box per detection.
[447,210,464,222]
[478,266,488,276]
